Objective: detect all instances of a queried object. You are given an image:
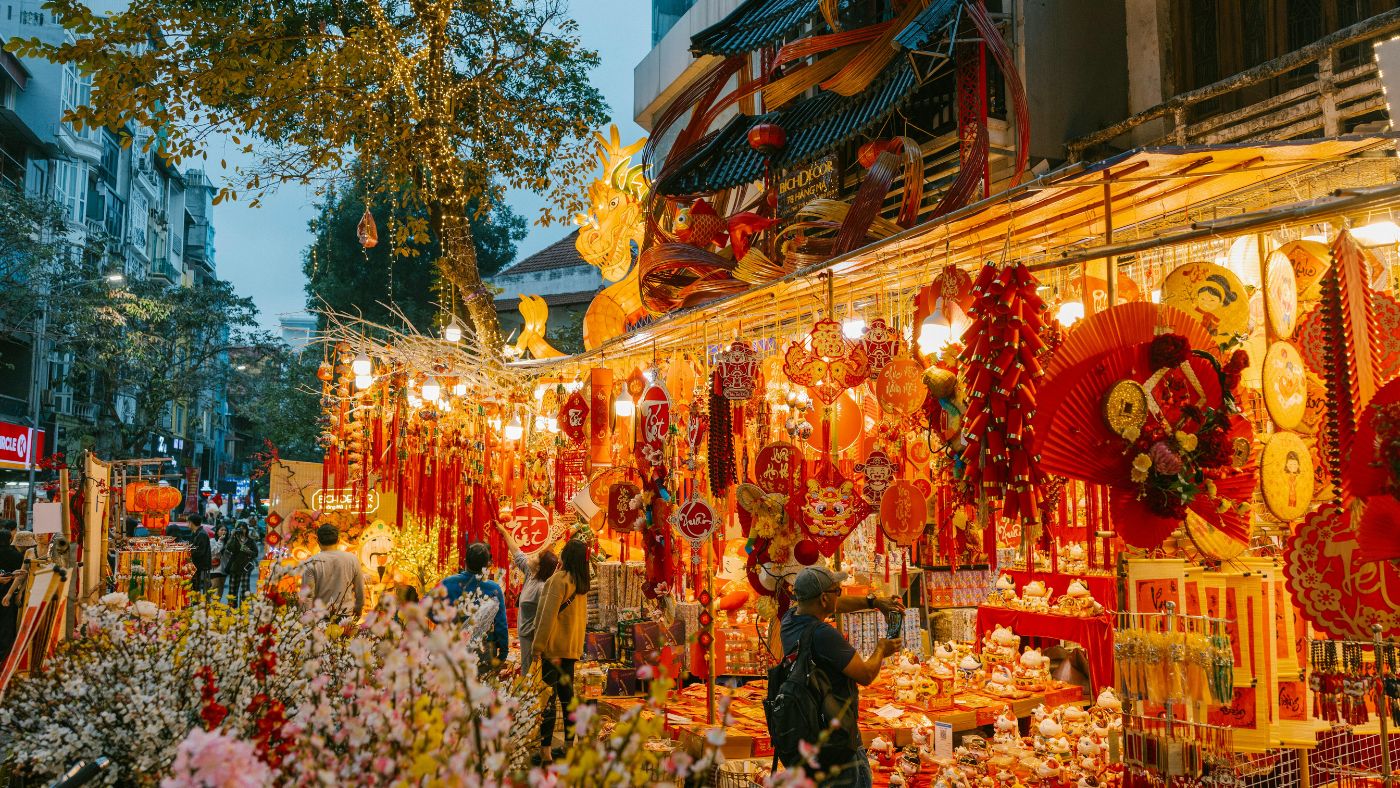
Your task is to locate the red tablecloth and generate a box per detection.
[975,606,1114,692]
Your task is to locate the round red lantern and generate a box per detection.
[793,539,820,566]
[747,123,786,156]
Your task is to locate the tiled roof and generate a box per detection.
[654,60,917,196]
[494,289,601,310]
[691,0,822,56]
[496,230,589,277]
[660,0,958,196]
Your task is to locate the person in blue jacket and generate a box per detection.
[439,542,508,669]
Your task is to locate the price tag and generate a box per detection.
[934,721,953,759]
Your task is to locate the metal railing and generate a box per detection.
[149,256,180,283]
[1067,8,1400,160]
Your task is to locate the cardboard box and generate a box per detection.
[604,667,639,697]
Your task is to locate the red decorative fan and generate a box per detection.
[1034,345,1151,484]
[1044,302,1214,380]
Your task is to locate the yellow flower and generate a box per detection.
[326,623,344,639]
[1132,454,1153,472]
[1175,431,1198,452]
[1122,426,1141,442]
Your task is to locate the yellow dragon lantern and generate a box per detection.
[575,125,650,350]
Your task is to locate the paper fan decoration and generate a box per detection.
[1035,344,1153,484]
[1296,293,1400,383]
[1044,302,1214,380]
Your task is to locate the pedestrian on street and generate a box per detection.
[209,524,228,600]
[297,523,365,620]
[0,527,24,663]
[492,519,559,672]
[224,522,257,605]
[532,539,590,765]
[776,565,904,788]
[188,514,212,597]
[439,542,509,669]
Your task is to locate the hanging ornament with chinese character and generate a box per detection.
[636,382,671,468]
[714,340,760,400]
[858,318,902,378]
[672,494,720,588]
[783,319,869,405]
[558,391,589,444]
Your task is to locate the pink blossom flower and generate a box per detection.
[161,728,269,788]
[636,664,655,681]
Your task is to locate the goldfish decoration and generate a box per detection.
[674,199,728,248]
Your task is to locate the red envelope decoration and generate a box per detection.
[784,319,869,405]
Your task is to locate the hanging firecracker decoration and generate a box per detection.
[959,262,1048,523]
[356,206,378,249]
[708,374,735,496]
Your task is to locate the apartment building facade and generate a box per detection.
[1,1,233,487]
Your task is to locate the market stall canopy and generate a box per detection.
[528,135,1397,367]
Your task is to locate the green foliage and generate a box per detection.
[304,177,525,334]
[7,0,611,341]
[230,346,324,467]
[0,185,69,331]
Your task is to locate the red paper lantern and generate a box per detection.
[793,539,820,566]
[747,123,786,156]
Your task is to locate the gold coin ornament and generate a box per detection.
[1264,248,1299,339]
[1261,430,1314,522]
[1280,239,1330,301]
[1103,379,1149,439]
[1262,341,1307,430]
[1161,263,1251,348]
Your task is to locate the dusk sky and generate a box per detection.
[211,0,652,329]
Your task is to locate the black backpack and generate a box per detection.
[764,625,832,769]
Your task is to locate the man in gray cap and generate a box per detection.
[779,564,903,787]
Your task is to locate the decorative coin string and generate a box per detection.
[671,493,721,723]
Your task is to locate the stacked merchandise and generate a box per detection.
[113,537,193,610]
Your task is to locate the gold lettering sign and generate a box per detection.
[776,154,841,217]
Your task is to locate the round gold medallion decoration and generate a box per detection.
[1264,248,1300,339]
[1261,430,1314,522]
[1103,379,1149,439]
[1262,341,1308,430]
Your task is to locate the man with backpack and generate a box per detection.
[438,542,509,669]
[766,565,903,787]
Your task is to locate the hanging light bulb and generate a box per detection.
[354,374,372,390]
[614,390,635,418]
[504,415,524,441]
[534,415,549,431]
[443,318,463,343]
[452,382,467,397]
[842,318,866,340]
[1352,220,1400,247]
[488,417,502,432]
[1056,301,1086,327]
[421,377,441,402]
[545,417,560,433]
[351,353,372,376]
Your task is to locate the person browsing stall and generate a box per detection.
[779,565,904,788]
[439,542,509,667]
[298,523,366,619]
[493,519,560,671]
[531,538,590,764]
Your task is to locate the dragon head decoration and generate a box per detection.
[575,125,648,283]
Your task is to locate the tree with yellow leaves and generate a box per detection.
[8,0,608,347]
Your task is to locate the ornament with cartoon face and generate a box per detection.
[858,318,902,378]
[358,521,396,581]
[856,449,898,506]
[802,465,867,555]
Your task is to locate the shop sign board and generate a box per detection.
[0,421,42,470]
[776,153,840,217]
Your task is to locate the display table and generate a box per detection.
[599,678,1088,761]
[1000,567,1116,605]
[976,605,1114,691]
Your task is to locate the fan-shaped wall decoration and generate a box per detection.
[1043,302,1213,380]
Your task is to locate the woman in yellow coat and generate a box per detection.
[531,538,590,763]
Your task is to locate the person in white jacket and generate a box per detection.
[494,519,560,672]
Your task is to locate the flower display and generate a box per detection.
[0,566,745,787]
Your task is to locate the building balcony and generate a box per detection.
[149,256,180,284]
[1068,8,1400,161]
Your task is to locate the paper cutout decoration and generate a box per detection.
[802,465,865,555]
[1296,294,1400,384]
[880,479,928,547]
[1160,262,1250,348]
[856,450,898,506]
[559,392,589,443]
[1286,504,1400,639]
[589,369,613,465]
[1262,341,1307,430]
[714,340,760,401]
[857,318,902,378]
[1260,431,1313,522]
[876,358,927,416]
[1264,248,1299,339]
[783,319,869,405]
[510,503,558,555]
[636,383,671,467]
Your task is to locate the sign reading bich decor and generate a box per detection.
[0,422,43,471]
